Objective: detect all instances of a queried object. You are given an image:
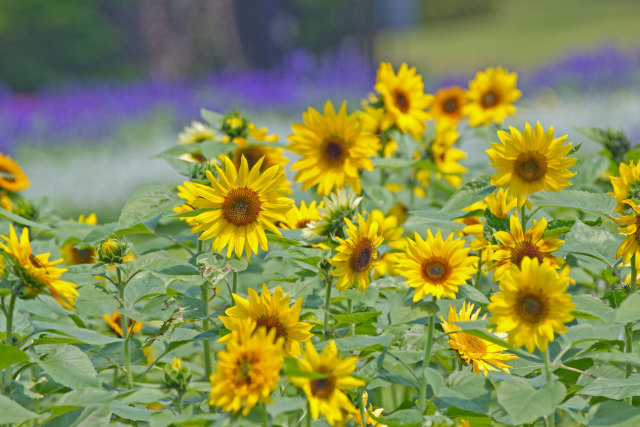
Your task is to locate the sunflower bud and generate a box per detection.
[221,111,249,139]
[12,198,38,221]
[97,237,129,264]
[162,357,191,393]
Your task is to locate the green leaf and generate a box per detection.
[0,343,29,371]
[579,374,640,399]
[125,273,166,307]
[497,378,566,425]
[457,284,490,304]
[587,400,640,426]
[0,395,38,424]
[527,190,616,216]
[201,108,223,126]
[425,369,491,414]
[117,184,182,229]
[196,252,248,273]
[34,344,101,388]
[377,370,419,388]
[283,357,330,379]
[371,157,416,170]
[368,409,424,427]
[389,301,438,325]
[329,334,393,352]
[441,176,495,212]
[615,292,640,324]
[0,207,51,230]
[31,321,120,345]
[558,219,623,266]
[200,140,235,159]
[572,294,616,322]
[331,311,381,325]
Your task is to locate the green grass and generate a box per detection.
[375,0,640,77]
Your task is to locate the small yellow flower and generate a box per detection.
[609,161,640,213]
[0,153,30,192]
[1,192,13,212]
[177,121,216,163]
[463,67,521,126]
[488,257,575,353]
[329,214,384,293]
[173,181,204,226]
[290,340,364,426]
[440,302,517,375]
[615,199,640,264]
[281,200,324,230]
[429,86,467,123]
[357,104,398,157]
[353,391,386,427]
[369,209,403,248]
[104,311,143,337]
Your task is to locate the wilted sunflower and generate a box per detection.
[281,200,323,230]
[488,257,575,353]
[615,199,640,264]
[429,86,467,123]
[219,284,313,357]
[396,230,477,301]
[353,391,386,427]
[209,319,284,416]
[440,302,517,375]
[609,161,640,213]
[290,340,365,426]
[0,153,30,192]
[189,156,292,259]
[61,213,98,265]
[303,189,362,241]
[104,311,143,337]
[463,67,521,126]
[0,225,78,310]
[330,214,384,293]
[374,62,433,139]
[491,215,564,281]
[288,101,379,196]
[487,122,577,199]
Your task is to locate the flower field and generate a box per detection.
[1,59,640,427]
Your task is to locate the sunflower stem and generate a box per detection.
[418,313,435,414]
[347,299,355,336]
[323,273,333,339]
[359,389,368,427]
[543,349,555,427]
[200,282,213,381]
[2,293,17,394]
[474,252,483,288]
[625,253,637,393]
[305,400,312,427]
[117,267,134,389]
[232,271,238,295]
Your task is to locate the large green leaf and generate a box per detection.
[441,175,495,212]
[118,185,182,229]
[496,378,566,425]
[578,374,640,399]
[31,321,120,345]
[426,369,492,414]
[527,190,616,216]
[587,400,640,426]
[369,409,424,427]
[615,292,640,324]
[0,207,51,230]
[0,343,29,371]
[0,395,38,424]
[34,344,101,388]
[558,219,622,266]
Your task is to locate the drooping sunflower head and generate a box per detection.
[330,213,384,293]
[303,188,362,241]
[190,156,292,259]
[0,153,30,192]
[219,284,313,357]
[488,257,575,353]
[290,340,365,426]
[440,302,517,375]
[282,200,324,230]
[209,318,284,416]
[463,67,521,126]
[60,213,99,265]
[487,122,577,198]
[430,86,467,123]
[615,199,640,264]
[0,225,78,310]
[374,62,433,139]
[491,215,564,281]
[609,161,640,214]
[396,230,478,301]
[104,311,143,337]
[288,101,379,196]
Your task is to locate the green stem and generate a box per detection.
[626,253,637,384]
[176,391,183,414]
[305,400,312,427]
[348,299,355,336]
[418,313,435,414]
[201,283,213,381]
[232,271,237,295]
[630,252,637,294]
[3,293,17,394]
[117,268,134,389]
[261,402,269,427]
[543,349,556,427]
[474,252,483,288]
[323,273,333,339]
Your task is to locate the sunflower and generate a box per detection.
[231,144,288,173]
[357,105,398,157]
[615,199,640,264]
[290,340,364,426]
[0,225,78,310]
[177,121,216,163]
[374,62,433,139]
[609,161,640,213]
[491,215,564,281]
[440,302,517,375]
[431,144,467,188]
[104,311,143,337]
[488,257,575,352]
[173,181,205,226]
[353,391,386,427]
[429,86,467,123]
[487,122,577,199]
[219,284,313,357]
[281,200,323,230]
[209,319,284,416]
[329,214,384,293]
[189,156,292,259]
[61,213,99,265]
[396,230,477,301]
[0,153,30,192]
[303,189,362,241]
[463,67,521,127]
[388,203,408,225]
[288,101,379,196]
[369,209,404,248]
[373,251,400,280]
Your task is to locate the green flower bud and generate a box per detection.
[97,237,129,264]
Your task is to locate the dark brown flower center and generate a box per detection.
[422,258,449,283]
[222,187,261,226]
[235,148,267,171]
[311,372,336,399]
[462,334,486,354]
[394,90,410,113]
[73,247,95,264]
[255,315,288,340]
[443,97,458,113]
[349,238,374,273]
[296,219,313,229]
[510,241,544,267]
[517,294,547,323]
[321,137,347,166]
[514,151,548,183]
[480,90,500,108]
